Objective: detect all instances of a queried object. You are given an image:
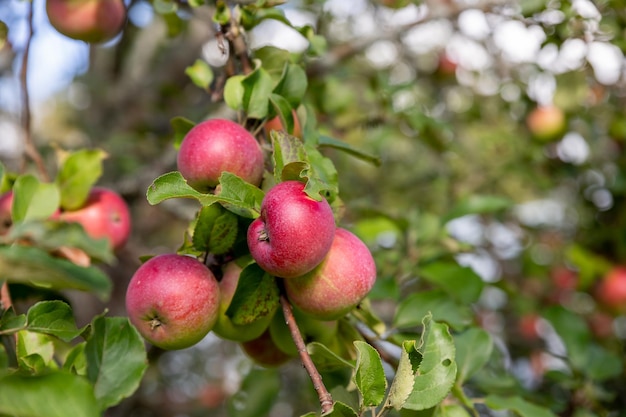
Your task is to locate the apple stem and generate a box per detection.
[279,293,334,414]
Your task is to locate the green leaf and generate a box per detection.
[0,307,27,335]
[192,204,223,252]
[85,316,148,410]
[353,341,387,407]
[542,306,590,371]
[12,175,60,222]
[443,195,512,222]
[403,315,457,411]
[209,209,239,255]
[268,93,295,134]
[171,116,196,149]
[242,66,274,119]
[185,59,214,90]
[419,262,484,304]
[224,75,245,111]
[454,327,493,384]
[394,290,473,331]
[16,330,56,372]
[319,135,381,166]
[584,344,623,381]
[323,401,359,417]
[254,46,293,79]
[307,341,355,371]
[484,395,558,417]
[0,372,100,417]
[63,342,87,375]
[26,300,84,342]
[227,368,280,417]
[7,220,114,264]
[273,63,307,108]
[146,171,211,205]
[56,149,107,211]
[225,263,279,325]
[0,245,112,300]
[385,340,419,410]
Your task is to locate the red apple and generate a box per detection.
[0,191,14,235]
[60,187,131,250]
[212,261,274,342]
[284,228,376,320]
[526,105,566,142]
[518,314,541,341]
[46,0,126,44]
[125,254,221,350]
[264,110,302,138]
[240,328,293,367]
[177,119,265,191]
[247,181,336,278]
[596,267,626,313]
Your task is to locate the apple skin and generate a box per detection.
[60,187,131,250]
[264,110,302,138]
[240,328,293,367]
[595,267,626,313]
[212,261,274,342]
[177,119,265,191]
[125,254,221,350]
[247,181,336,278]
[284,228,376,320]
[526,105,566,142]
[46,0,126,44]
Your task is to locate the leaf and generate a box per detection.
[0,307,27,335]
[85,316,148,410]
[242,66,274,119]
[26,300,85,342]
[7,220,114,264]
[146,171,213,205]
[227,368,280,417]
[443,195,512,222]
[403,315,457,411]
[484,395,558,417]
[454,327,493,384]
[271,130,308,184]
[269,93,295,134]
[319,136,381,166]
[209,209,238,255]
[353,341,387,407]
[171,116,196,149]
[0,372,100,417]
[307,342,355,371]
[192,204,223,252]
[63,342,87,375]
[273,63,307,108]
[12,175,60,222]
[16,330,56,372]
[542,306,590,371]
[185,59,214,90]
[385,340,419,410]
[225,263,279,325]
[224,75,246,111]
[55,149,107,211]
[323,401,359,417]
[419,261,484,304]
[0,245,111,299]
[394,290,473,331]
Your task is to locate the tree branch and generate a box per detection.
[279,292,333,414]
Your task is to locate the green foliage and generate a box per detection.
[225,263,279,325]
[55,149,106,211]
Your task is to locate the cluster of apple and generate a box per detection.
[125,118,377,365]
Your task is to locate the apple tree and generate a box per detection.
[1,0,626,416]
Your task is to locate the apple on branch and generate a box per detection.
[125,253,221,350]
[46,0,127,43]
[247,180,336,278]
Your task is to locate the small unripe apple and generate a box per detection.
[247,181,336,278]
[595,267,626,313]
[212,261,273,342]
[60,187,131,250]
[526,105,566,142]
[46,0,126,43]
[240,328,293,367]
[264,110,302,138]
[125,254,221,350]
[177,119,265,191]
[284,228,376,320]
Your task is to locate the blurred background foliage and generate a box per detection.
[2,0,626,416]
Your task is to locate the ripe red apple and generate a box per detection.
[177,119,265,191]
[240,328,293,367]
[264,110,302,138]
[60,187,131,250]
[247,181,336,278]
[526,105,566,142]
[46,0,126,44]
[212,261,273,342]
[284,228,376,320]
[125,254,221,350]
[595,267,626,313]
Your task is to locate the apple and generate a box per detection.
[60,187,131,250]
[212,261,274,342]
[284,228,376,320]
[264,110,302,138]
[46,0,126,44]
[526,105,566,142]
[0,191,14,235]
[269,306,338,356]
[518,314,541,341]
[247,181,336,278]
[240,328,293,367]
[125,253,221,350]
[595,267,626,313]
[177,119,265,191]
[437,52,458,77]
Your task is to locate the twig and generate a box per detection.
[19,3,49,182]
[279,293,334,414]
